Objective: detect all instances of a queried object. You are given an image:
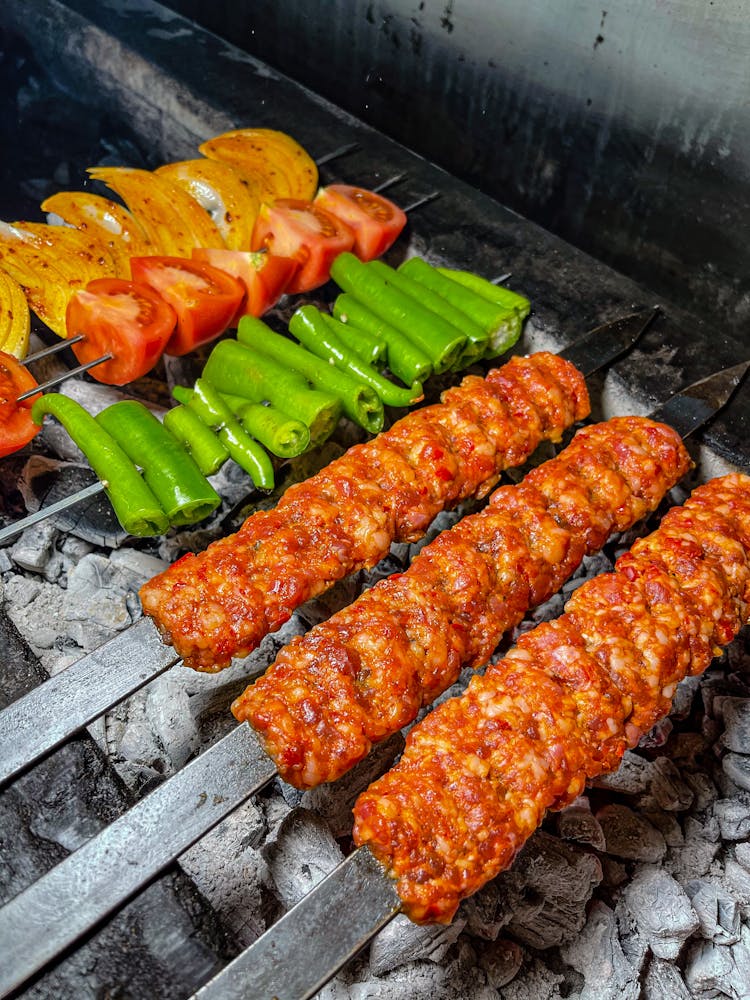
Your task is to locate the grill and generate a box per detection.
[1,2,749,999]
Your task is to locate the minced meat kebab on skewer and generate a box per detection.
[232,414,691,788]
[352,472,750,924]
[140,351,589,671]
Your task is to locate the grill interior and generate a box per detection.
[0,2,749,998]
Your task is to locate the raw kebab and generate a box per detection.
[351,472,750,923]
[140,351,589,670]
[232,415,691,788]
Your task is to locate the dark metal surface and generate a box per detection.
[194,847,401,1000]
[559,307,659,376]
[649,361,750,447]
[0,722,275,998]
[0,617,178,787]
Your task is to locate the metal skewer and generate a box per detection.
[314,140,359,166]
[15,352,112,400]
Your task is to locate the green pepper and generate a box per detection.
[436,267,531,315]
[220,393,310,458]
[163,404,230,476]
[237,316,385,435]
[398,257,523,359]
[97,401,221,527]
[202,339,341,448]
[319,311,386,367]
[289,306,423,409]
[30,393,169,537]
[173,380,275,490]
[332,293,432,384]
[367,259,488,369]
[329,252,466,374]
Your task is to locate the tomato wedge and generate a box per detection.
[250,199,355,294]
[66,278,176,386]
[0,350,41,457]
[313,185,407,262]
[130,256,244,356]
[192,248,297,320]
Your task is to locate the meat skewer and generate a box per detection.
[233,414,691,788]
[195,471,750,1000]
[0,310,655,788]
[140,350,591,671]
[0,364,742,998]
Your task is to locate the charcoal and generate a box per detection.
[684,939,734,996]
[591,750,652,794]
[349,958,494,1000]
[718,697,750,751]
[499,958,565,1000]
[620,867,699,960]
[642,957,693,999]
[262,807,344,910]
[713,795,750,840]
[503,831,602,949]
[638,716,674,750]
[596,804,667,862]
[369,914,466,975]
[476,937,524,988]
[667,817,722,882]
[4,574,68,667]
[648,756,695,811]
[735,841,750,872]
[726,924,750,998]
[722,752,750,792]
[684,878,741,946]
[144,673,201,772]
[9,519,59,574]
[683,769,720,812]
[723,858,750,920]
[670,674,703,719]
[559,900,640,1000]
[555,796,607,850]
[640,809,684,848]
[460,880,513,941]
[179,800,269,948]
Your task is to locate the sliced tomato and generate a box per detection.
[0,350,41,457]
[313,185,407,262]
[250,199,355,294]
[130,256,244,356]
[191,248,298,321]
[66,278,176,386]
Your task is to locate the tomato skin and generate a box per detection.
[66,278,176,386]
[250,199,355,294]
[130,256,245,356]
[0,350,41,457]
[191,248,297,320]
[313,185,407,262]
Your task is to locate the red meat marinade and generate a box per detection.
[352,474,750,924]
[140,352,588,671]
[233,416,691,788]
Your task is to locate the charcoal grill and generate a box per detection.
[1,2,749,998]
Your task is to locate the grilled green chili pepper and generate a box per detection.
[220,393,310,458]
[173,380,275,490]
[332,293,432,384]
[329,252,466,373]
[202,339,341,448]
[97,401,221,526]
[289,306,423,409]
[30,393,169,537]
[237,315,384,434]
[436,267,531,315]
[367,259,488,369]
[399,257,523,358]
[319,311,386,367]
[162,403,230,476]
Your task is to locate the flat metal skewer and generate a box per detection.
[22,333,85,363]
[315,140,359,166]
[1,343,743,1000]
